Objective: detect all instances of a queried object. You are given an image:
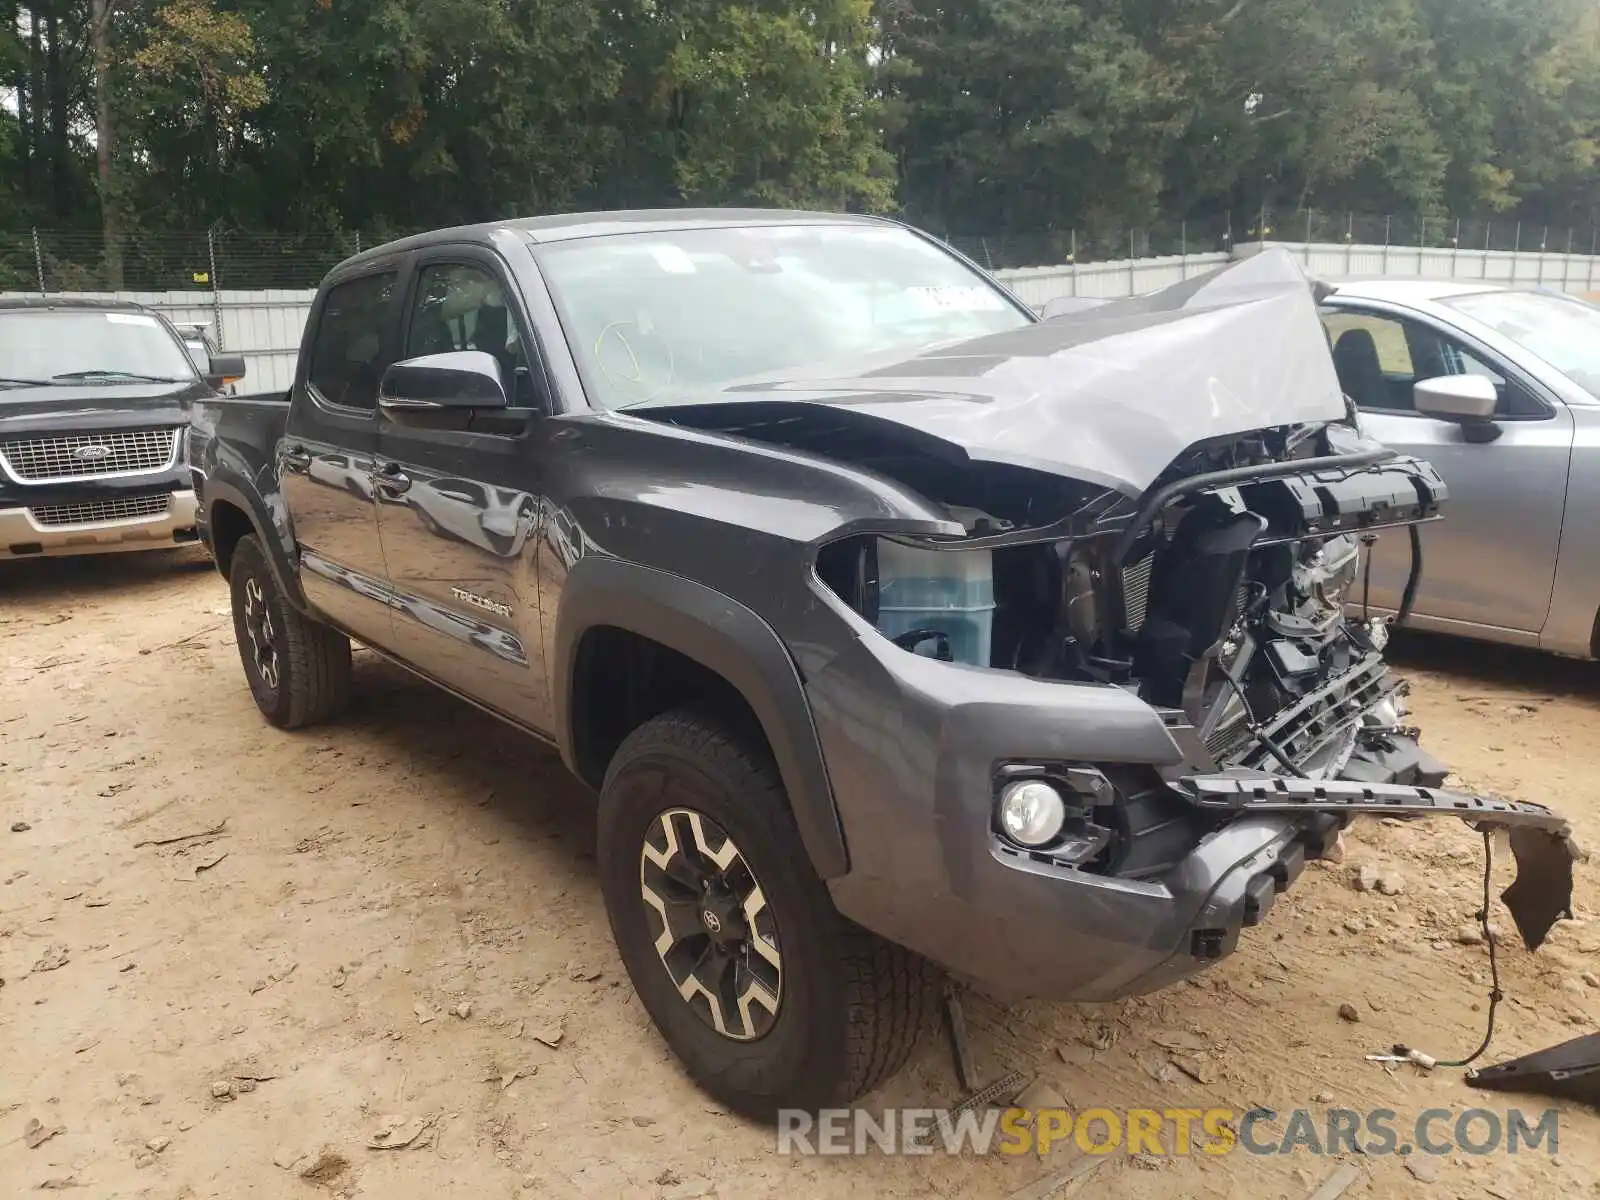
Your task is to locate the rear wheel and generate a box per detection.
[597,709,939,1120]
[229,534,352,729]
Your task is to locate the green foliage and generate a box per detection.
[5,0,1600,248]
[882,0,1600,238]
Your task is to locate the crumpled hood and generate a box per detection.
[634,248,1347,496]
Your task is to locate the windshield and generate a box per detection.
[0,309,197,392]
[535,223,1031,409]
[1441,289,1600,399]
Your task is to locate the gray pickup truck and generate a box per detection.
[187,211,1576,1119]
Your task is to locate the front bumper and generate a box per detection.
[814,636,1575,1003]
[1185,775,1577,951]
[0,489,199,558]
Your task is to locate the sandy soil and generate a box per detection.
[2,551,1597,1199]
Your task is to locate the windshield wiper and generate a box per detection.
[0,376,55,388]
[51,369,189,383]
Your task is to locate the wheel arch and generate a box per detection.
[554,556,849,880]
[202,481,308,611]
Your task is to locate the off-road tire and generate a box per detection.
[597,709,939,1120]
[228,534,352,729]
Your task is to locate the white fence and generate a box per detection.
[992,240,1600,307]
[995,251,1229,305]
[1250,240,1600,293]
[10,238,1600,393]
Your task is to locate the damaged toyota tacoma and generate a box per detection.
[187,212,1577,1119]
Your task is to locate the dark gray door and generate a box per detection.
[373,251,553,730]
[281,267,402,643]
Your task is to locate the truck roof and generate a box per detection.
[339,208,889,270]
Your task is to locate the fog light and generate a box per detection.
[997,780,1067,848]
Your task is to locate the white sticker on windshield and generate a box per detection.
[904,285,1006,313]
[105,312,158,326]
[648,245,697,275]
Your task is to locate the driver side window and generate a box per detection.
[405,262,540,407]
[1320,308,1544,418]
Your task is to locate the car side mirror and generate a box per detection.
[206,354,247,388]
[1414,374,1501,443]
[1414,374,1497,421]
[379,351,508,412]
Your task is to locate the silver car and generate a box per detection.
[1321,279,1600,658]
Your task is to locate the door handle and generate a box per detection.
[281,444,312,473]
[372,462,412,495]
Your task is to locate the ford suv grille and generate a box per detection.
[28,492,171,527]
[0,428,178,483]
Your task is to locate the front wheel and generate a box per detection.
[228,534,352,729]
[597,710,939,1120]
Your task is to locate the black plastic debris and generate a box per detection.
[1465,1033,1600,1107]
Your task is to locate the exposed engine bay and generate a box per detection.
[812,419,1448,779]
[793,407,1580,970]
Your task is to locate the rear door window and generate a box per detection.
[307,272,398,411]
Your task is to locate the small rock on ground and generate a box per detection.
[300,1148,350,1183]
[1337,1002,1361,1023]
[661,1178,715,1200]
[1406,1157,1442,1183]
[1013,1079,1069,1113]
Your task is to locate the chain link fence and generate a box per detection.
[0,227,401,293]
[5,210,1600,291]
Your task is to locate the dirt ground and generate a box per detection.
[3,551,1597,1200]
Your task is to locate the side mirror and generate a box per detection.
[379,350,507,412]
[1414,374,1497,421]
[206,354,247,388]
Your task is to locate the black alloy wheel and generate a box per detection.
[639,806,783,1041]
[240,573,281,692]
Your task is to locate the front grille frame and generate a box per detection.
[1231,654,1391,773]
[27,492,172,528]
[0,428,180,484]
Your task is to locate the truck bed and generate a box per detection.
[187,390,291,519]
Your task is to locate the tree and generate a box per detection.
[882,0,1186,237]
[598,0,894,211]
[90,0,121,284]
[10,0,1600,267]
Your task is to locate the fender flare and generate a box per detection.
[200,478,310,612]
[553,556,849,880]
